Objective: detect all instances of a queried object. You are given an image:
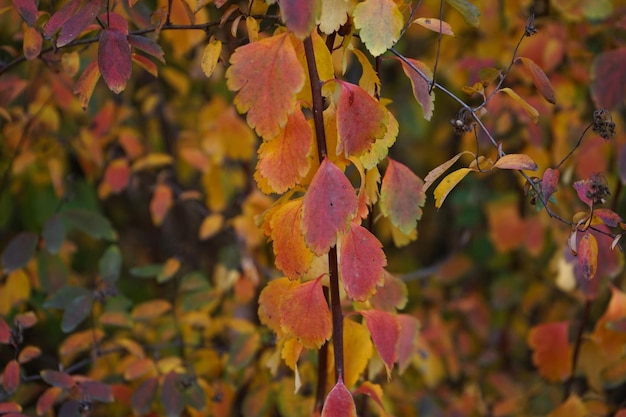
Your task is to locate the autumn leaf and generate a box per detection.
[48,0,102,47]
[499,87,539,123]
[359,108,398,170]
[41,370,75,389]
[591,48,626,110]
[99,28,132,94]
[24,26,42,60]
[516,57,556,104]
[577,232,598,280]
[201,36,222,78]
[335,80,388,157]
[397,314,420,374]
[321,378,357,417]
[434,168,471,209]
[548,395,587,417]
[279,278,332,349]
[269,199,315,279]
[127,35,165,63]
[226,33,305,139]
[131,299,172,321]
[74,60,101,109]
[351,48,381,97]
[413,18,455,36]
[1,231,38,274]
[423,151,472,192]
[161,372,185,417]
[493,154,538,171]
[255,106,313,194]
[302,158,358,255]
[13,0,38,26]
[258,277,298,337]
[339,223,386,301]
[102,158,130,194]
[528,321,572,382]
[380,159,426,234]
[446,0,480,27]
[542,168,560,202]
[3,360,20,394]
[352,0,403,57]
[593,286,626,359]
[343,319,373,389]
[318,0,354,34]
[361,310,400,377]
[280,0,320,39]
[398,58,435,120]
[150,183,173,226]
[132,377,158,416]
[370,272,408,312]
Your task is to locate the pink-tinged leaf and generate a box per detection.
[493,153,538,171]
[2,360,20,394]
[413,17,454,36]
[36,387,63,415]
[256,106,313,194]
[74,60,101,109]
[577,232,598,280]
[361,310,400,377]
[1,231,38,274]
[226,33,305,139]
[103,158,130,193]
[0,318,10,344]
[100,12,128,33]
[302,158,358,255]
[279,278,332,349]
[280,0,320,39]
[528,322,571,382]
[12,0,38,26]
[40,370,75,389]
[127,35,166,63]
[516,57,556,104]
[269,199,314,279]
[398,57,435,120]
[336,81,388,157]
[339,223,386,301]
[55,0,102,47]
[131,377,158,416]
[352,381,386,413]
[572,179,594,207]
[44,0,80,38]
[380,159,425,234]
[397,314,420,374]
[320,379,356,417]
[542,168,560,201]
[370,272,408,312]
[594,208,622,228]
[591,48,626,110]
[161,372,184,417]
[0,403,21,414]
[23,25,42,60]
[80,380,113,402]
[98,28,132,94]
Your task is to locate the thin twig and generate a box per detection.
[429,0,444,94]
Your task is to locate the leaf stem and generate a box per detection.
[564,299,591,399]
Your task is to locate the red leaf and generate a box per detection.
[0,402,21,414]
[226,33,305,139]
[380,159,425,234]
[591,48,626,110]
[339,223,386,301]
[1,231,38,274]
[336,81,388,157]
[131,377,158,416]
[572,179,594,207]
[36,387,63,415]
[280,0,320,39]
[73,60,101,109]
[12,0,38,26]
[577,232,598,280]
[516,57,556,104]
[279,278,332,349]
[44,0,80,38]
[2,360,20,395]
[398,57,435,120]
[100,12,128,33]
[302,158,357,255]
[103,158,130,194]
[150,183,173,226]
[0,318,10,344]
[161,372,184,417]
[98,28,132,94]
[255,106,313,194]
[528,322,571,382]
[269,199,314,279]
[127,35,166,63]
[320,379,356,417]
[40,370,75,389]
[361,310,399,377]
[54,0,102,47]
[542,168,559,201]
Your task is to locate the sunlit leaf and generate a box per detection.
[352,381,386,414]
[302,158,358,255]
[359,108,398,170]
[528,321,572,382]
[17,346,40,364]
[592,286,626,359]
[516,57,556,104]
[320,378,357,417]
[37,387,63,415]
[380,159,426,234]
[1,231,38,274]
[343,319,373,389]
[258,277,298,338]
[361,310,399,377]
[226,33,305,139]
[446,0,480,27]
[201,36,222,78]
[279,278,332,349]
[351,48,381,98]
[131,153,173,171]
[318,0,354,34]
[199,213,224,240]
[353,0,403,57]
[433,168,471,209]
[280,0,320,39]
[493,153,538,171]
[499,87,539,123]
[413,17,455,36]
[102,158,130,195]
[59,329,104,358]
[398,57,435,120]
[423,151,472,192]
[157,257,180,283]
[339,223,386,301]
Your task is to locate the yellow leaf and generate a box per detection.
[359,108,398,170]
[413,17,455,36]
[246,16,259,42]
[158,257,180,283]
[548,395,587,417]
[5,269,31,307]
[343,319,373,389]
[318,0,356,34]
[199,213,224,240]
[499,87,539,123]
[351,47,381,98]
[131,153,173,172]
[201,36,222,78]
[353,0,403,57]
[433,168,471,209]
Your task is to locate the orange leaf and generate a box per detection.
[339,223,386,301]
[269,199,315,279]
[279,278,332,349]
[23,25,42,61]
[361,310,399,377]
[2,360,20,394]
[352,381,386,414]
[592,286,626,359]
[258,277,299,337]
[516,57,556,104]
[103,158,130,194]
[548,395,587,417]
[98,27,132,94]
[302,158,357,255]
[528,322,572,382]
[226,33,305,139]
[413,17,455,36]
[36,386,63,415]
[499,87,539,123]
[60,329,105,358]
[18,346,41,364]
[320,379,357,417]
[131,299,172,321]
[199,213,224,240]
[124,358,157,381]
[73,60,101,110]
[336,80,388,157]
[149,183,173,226]
[398,58,435,120]
[577,232,598,280]
[255,106,313,194]
[280,0,320,39]
[493,153,538,171]
[380,159,425,234]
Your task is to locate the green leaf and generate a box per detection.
[130,264,163,278]
[44,286,91,309]
[99,245,122,283]
[61,292,94,332]
[42,215,65,254]
[61,208,116,241]
[446,0,480,27]
[1,231,38,273]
